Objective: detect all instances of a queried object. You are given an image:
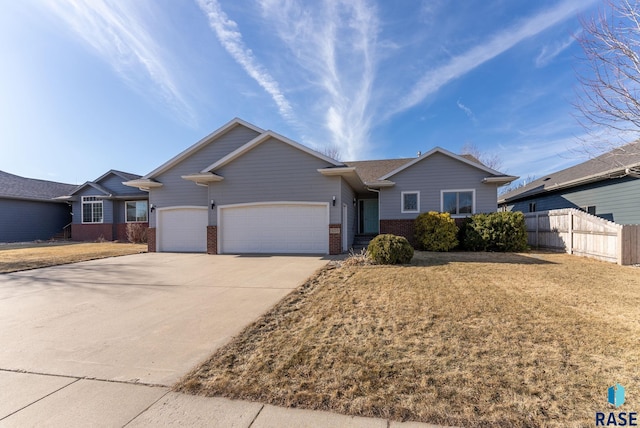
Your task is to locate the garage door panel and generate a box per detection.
[158,207,207,253]
[220,204,328,254]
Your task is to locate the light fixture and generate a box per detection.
[150,204,155,212]
[353,197,357,207]
[332,196,336,206]
[211,200,215,209]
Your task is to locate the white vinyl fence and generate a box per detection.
[524,209,640,265]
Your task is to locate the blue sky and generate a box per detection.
[1,0,603,185]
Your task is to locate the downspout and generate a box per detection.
[367,187,381,235]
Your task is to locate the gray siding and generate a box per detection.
[72,187,114,224]
[340,178,356,248]
[208,137,340,224]
[149,125,261,227]
[507,177,640,224]
[0,199,71,242]
[379,152,499,220]
[99,174,140,195]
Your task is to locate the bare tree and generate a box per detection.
[320,145,341,161]
[460,142,503,171]
[575,0,640,155]
[499,174,537,195]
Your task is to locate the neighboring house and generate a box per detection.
[63,170,149,242]
[0,171,76,242]
[124,118,516,255]
[499,142,640,224]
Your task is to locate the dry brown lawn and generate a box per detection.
[176,252,640,428]
[0,242,147,273]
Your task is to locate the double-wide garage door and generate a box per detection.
[219,203,329,254]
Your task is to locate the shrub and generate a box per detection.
[341,248,374,267]
[367,234,414,264]
[462,211,528,252]
[126,223,148,244]
[414,211,459,251]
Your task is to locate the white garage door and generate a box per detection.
[157,207,208,252]
[219,203,329,254]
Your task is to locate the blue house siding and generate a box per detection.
[98,174,135,195]
[71,187,114,225]
[507,176,640,224]
[0,199,71,242]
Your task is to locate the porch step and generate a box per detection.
[351,234,377,251]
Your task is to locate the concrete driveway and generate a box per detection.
[0,253,328,386]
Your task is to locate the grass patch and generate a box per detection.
[0,242,147,273]
[176,252,640,427]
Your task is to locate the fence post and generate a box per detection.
[535,212,539,248]
[618,226,626,265]
[568,210,573,255]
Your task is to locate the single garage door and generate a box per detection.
[157,206,208,252]
[219,203,329,254]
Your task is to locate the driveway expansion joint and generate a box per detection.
[0,376,79,422]
[248,403,265,427]
[122,390,172,427]
[0,368,167,388]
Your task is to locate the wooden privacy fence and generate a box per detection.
[524,209,640,265]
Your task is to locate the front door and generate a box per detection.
[361,199,379,234]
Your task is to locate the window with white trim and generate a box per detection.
[401,191,419,213]
[441,190,474,216]
[82,196,103,223]
[126,201,148,223]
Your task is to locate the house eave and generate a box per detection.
[317,167,367,191]
[122,179,163,191]
[482,175,519,185]
[181,173,224,185]
[364,180,396,188]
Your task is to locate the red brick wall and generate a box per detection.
[72,224,113,241]
[329,224,342,255]
[207,226,217,254]
[147,228,156,252]
[380,219,416,247]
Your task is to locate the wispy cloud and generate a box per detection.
[196,0,295,123]
[391,0,596,117]
[535,32,578,67]
[257,0,379,160]
[456,99,477,124]
[42,0,196,125]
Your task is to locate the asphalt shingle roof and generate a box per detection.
[500,141,640,202]
[0,171,77,201]
[344,158,414,184]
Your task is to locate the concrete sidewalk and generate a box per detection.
[0,371,447,428]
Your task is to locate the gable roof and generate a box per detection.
[143,118,264,179]
[499,141,640,203]
[94,169,141,183]
[68,169,142,196]
[344,154,484,180]
[201,130,342,172]
[378,147,508,180]
[0,171,77,202]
